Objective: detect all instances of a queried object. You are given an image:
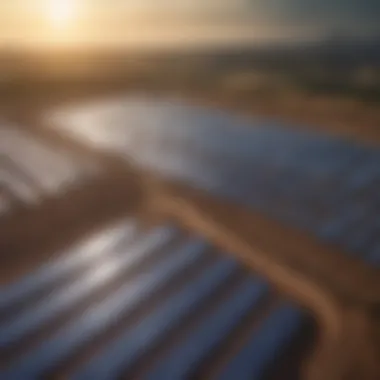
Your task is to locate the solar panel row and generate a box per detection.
[1,222,308,380]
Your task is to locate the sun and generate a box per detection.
[46,0,77,27]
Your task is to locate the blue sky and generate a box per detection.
[1,0,379,47]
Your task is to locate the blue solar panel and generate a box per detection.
[2,222,307,380]
[4,230,207,378]
[368,244,380,264]
[218,305,303,380]
[74,258,240,380]
[0,225,175,348]
[0,221,137,312]
[144,279,267,380]
[0,124,99,205]
[52,98,380,266]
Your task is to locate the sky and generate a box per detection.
[0,0,379,48]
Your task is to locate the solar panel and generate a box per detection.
[1,223,308,380]
[0,97,378,379]
[0,123,100,210]
[51,97,380,266]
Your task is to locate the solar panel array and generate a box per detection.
[1,97,378,379]
[0,123,99,215]
[52,98,380,266]
[1,222,310,379]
